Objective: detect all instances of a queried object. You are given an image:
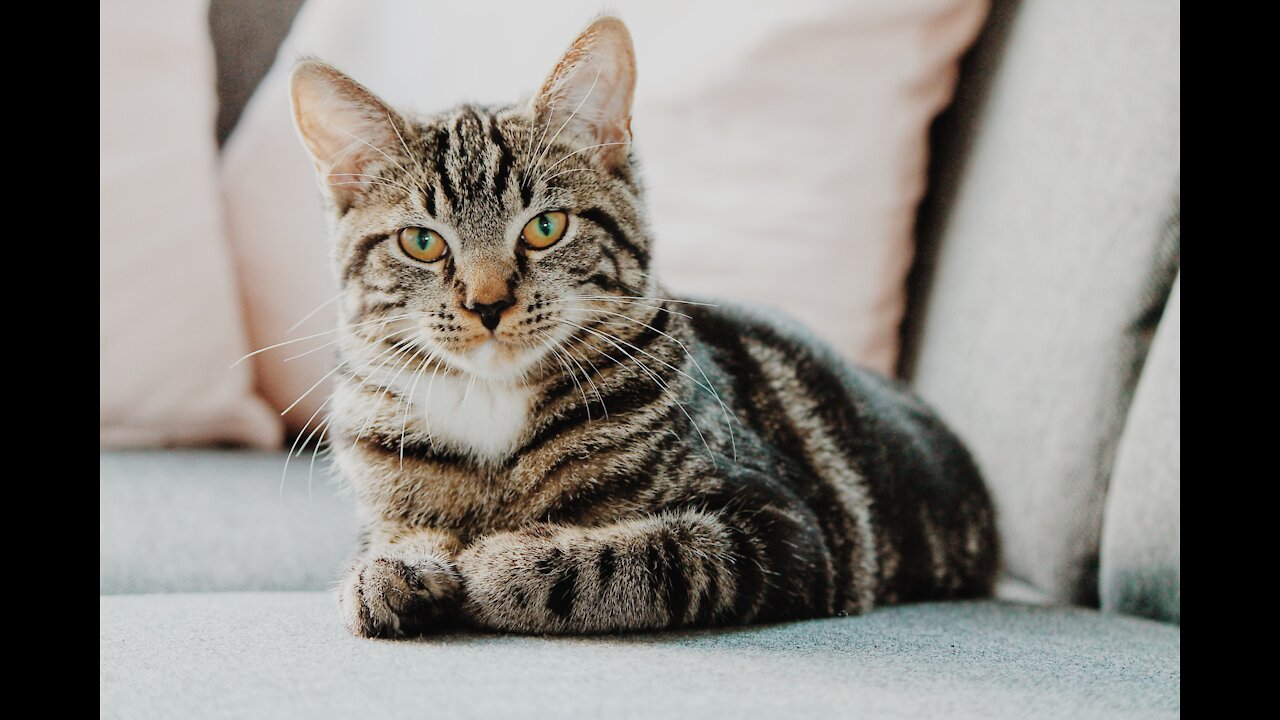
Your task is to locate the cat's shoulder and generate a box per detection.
[680,296,858,366]
[680,295,918,403]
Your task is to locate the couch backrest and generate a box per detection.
[901,0,1179,620]
[210,0,304,145]
[1098,276,1179,623]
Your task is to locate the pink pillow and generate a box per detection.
[100,0,281,448]
[222,0,987,431]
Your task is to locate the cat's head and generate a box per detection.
[290,16,649,383]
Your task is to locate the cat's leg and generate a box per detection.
[457,506,833,634]
[338,528,464,638]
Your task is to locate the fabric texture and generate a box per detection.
[220,0,987,431]
[99,0,281,449]
[1100,275,1180,624]
[99,451,355,594]
[100,593,1179,720]
[902,0,1180,603]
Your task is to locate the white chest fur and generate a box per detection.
[406,373,532,460]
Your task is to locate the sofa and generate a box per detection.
[99,0,1180,717]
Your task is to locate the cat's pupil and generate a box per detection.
[538,215,553,236]
[417,232,431,250]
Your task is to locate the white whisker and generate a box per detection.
[459,372,479,414]
[420,360,446,449]
[287,292,344,333]
[307,416,335,496]
[535,142,628,186]
[567,295,719,308]
[283,336,342,363]
[352,336,427,444]
[559,319,717,466]
[231,313,423,368]
[552,297,692,319]
[536,330,593,423]
[575,307,738,460]
[540,167,596,185]
[398,348,438,468]
[282,330,419,424]
[280,361,347,418]
[328,177,418,196]
[386,111,423,183]
[281,392,333,497]
[531,67,602,184]
[526,91,565,190]
[320,118,427,197]
[562,336,610,420]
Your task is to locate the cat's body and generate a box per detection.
[290,16,997,637]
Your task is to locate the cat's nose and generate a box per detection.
[466,297,515,332]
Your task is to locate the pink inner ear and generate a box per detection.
[534,18,636,151]
[291,63,405,195]
[304,107,407,200]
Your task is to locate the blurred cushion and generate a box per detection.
[99,450,355,594]
[101,594,1179,719]
[903,0,1180,603]
[1101,275,1180,624]
[100,0,281,449]
[220,0,987,430]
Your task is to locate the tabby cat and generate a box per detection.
[288,16,997,638]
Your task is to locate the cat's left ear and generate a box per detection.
[531,16,636,168]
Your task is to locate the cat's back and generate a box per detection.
[683,297,935,443]
[684,297,978,484]
[683,298,998,601]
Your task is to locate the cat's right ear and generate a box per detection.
[289,60,408,208]
[531,16,636,169]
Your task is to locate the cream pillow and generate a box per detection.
[100,0,281,448]
[222,0,987,430]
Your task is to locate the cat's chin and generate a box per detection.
[444,338,545,383]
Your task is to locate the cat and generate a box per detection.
[288,15,998,637]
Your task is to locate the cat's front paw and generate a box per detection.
[338,556,462,638]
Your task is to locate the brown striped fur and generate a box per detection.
[288,16,998,638]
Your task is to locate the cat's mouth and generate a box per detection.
[435,335,547,382]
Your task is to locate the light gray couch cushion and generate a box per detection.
[100,594,1178,719]
[100,450,356,594]
[902,0,1180,603]
[1101,275,1180,624]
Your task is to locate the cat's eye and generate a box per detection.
[521,211,569,250]
[398,227,448,263]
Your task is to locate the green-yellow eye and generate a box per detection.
[521,211,568,250]
[398,227,448,263]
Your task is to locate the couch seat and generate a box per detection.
[100,594,1178,719]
